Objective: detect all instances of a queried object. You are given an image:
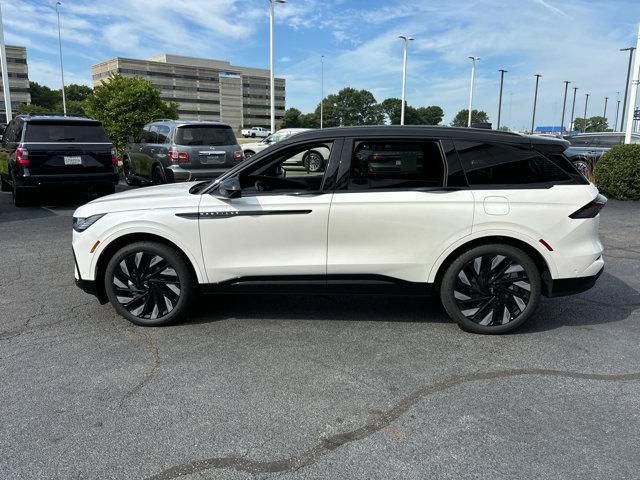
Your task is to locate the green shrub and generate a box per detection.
[594,144,640,200]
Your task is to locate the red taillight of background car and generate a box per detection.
[233,150,244,161]
[168,150,190,164]
[16,146,29,166]
[569,194,607,219]
[111,147,119,166]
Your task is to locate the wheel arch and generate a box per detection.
[430,235,554,296]
[93,232,201,304]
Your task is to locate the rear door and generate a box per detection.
[23,120,113,175]
[175,124,240,169]
[327,137,474,283]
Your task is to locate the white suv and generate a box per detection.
[72,126,605,334]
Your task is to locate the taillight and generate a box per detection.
[168,150,190,164]
[111,147,119,166]
[233,150,244,161]
[16,146,29,166]
[569,194,607,219]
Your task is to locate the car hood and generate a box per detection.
[73,182,202,217]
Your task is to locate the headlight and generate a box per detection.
[73,214,106,232]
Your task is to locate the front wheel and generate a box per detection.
[104,242,195,326]
[440,244,541,334]
[123,159,141,186]
[303,151,325,173]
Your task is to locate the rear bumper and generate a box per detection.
[16,171,119,187]
[546,264,604,297]
[166,165,230,182]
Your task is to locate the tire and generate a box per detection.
[244,150,255,158]
[572,159,592,178]
[96,183,116,197]
[303,150,325,173]
[440,244,542,334]
[123,159,141,186]
[0,174,11,192]
[152,165,166,185]
[12,185,31,207]
[104,241,195,326]
[251,133,256,138]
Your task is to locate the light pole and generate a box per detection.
[620,46,636,132]
[56,1,66,116]
[603,97,608,130]
[569,87,578,132]
[269,0,285,133]
[0,1,12,122]
[560,80,570,134]
[531,74,541,133]
[582,93,590,133]
[320,54,324,129]
[624,24,640,144]
[467,56,479,127]
[497,69,507,130]
[614,91,621,130]
[399,35,414,125]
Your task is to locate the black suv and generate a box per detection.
[565,132,640,176]
[0,115,118,206]
[122,120,243,186]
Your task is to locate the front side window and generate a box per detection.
[568,136,592,147]
[238,141,333,195]
[24,121,109,143]
[455,141,572,187]
[349,140,445,190]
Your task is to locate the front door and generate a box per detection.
[327,137,474,284]
[198,138,342,284]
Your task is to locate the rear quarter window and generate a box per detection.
[175,125,237,146]
[454,140,573,187]
[24,122,109,142]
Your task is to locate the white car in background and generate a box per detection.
[241,126,270,138]
[242,128,329,172]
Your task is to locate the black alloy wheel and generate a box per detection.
[440,244,541,334]
[105,242,194,326]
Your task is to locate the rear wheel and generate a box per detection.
[244,150,255,158]
[440,244,541,334]
[12,185,31,207]
[152,166,166,185]
[96,183,116,197]
[0,174,11,192]
[304,150,325,173]
[104,241,195,326]
[572,159,592,178]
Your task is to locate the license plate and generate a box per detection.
[200,154,225,164]
[64,156,82,165]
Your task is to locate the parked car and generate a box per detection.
[243,128,329,172]
[122,120,243,186]
[0,115,118,207]
[564,132,640,176]
[73,126,604,334]
[241,126,270,138]
[0,123,6,141]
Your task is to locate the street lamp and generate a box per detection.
[56,1,66,116]
[320,55,324,129]
[620,46,636,132]
[569,86,578,132]
[603,96,608,126]
[269,0,285,134]
[497,69,507,130]
[399,35,414,125]
[583,93,590,133]
[560,80,570,134]
[624,24,640,144]
[614,91,621,130]
[467,56,479,127]
[531,74,541,133]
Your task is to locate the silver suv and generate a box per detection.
[123,120,243,185]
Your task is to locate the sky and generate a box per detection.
[2,0,639,130]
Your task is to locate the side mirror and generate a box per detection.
[219,177,242,198]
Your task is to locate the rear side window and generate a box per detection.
[350,140,445,190]
[175,125,237,146]
[24,121,109,142]
[592,136,623,148]
[455,141,572,187]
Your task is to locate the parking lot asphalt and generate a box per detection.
[1,186,639,480]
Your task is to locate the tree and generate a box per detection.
[16,103,52,115]
[451,109,490,127]
[281,108,303,128]
[84,74,178,151]
[415,106,444,125]
[65,84,93,102]
[573,116,609,133]
[28,82,61,110]
[379,98,443,125]
[316,87,384,127]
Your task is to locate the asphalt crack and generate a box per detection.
[118,329,161,408]
[144,368,640,479]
